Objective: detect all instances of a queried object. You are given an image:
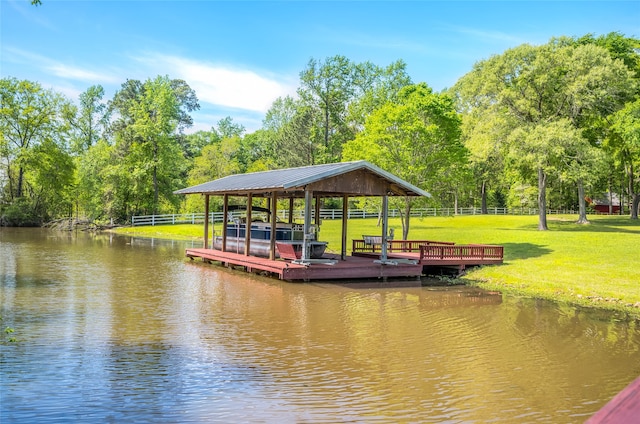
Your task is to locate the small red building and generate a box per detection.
[593,204,621,214]
[586,194,622,215]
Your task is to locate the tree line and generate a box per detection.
[1,32,638,232]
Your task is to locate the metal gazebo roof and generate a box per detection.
[174,160,430,198]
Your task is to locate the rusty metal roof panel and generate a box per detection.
[174,160,430,197]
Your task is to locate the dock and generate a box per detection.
[352,238,504,274]
[185,238,503,282]
[174,162,503,283]
[186,248,424,281]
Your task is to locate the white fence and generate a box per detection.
[131,207,579,226]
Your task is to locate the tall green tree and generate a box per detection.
[67,85,109,154]
[608,98,640,219]
[262,96,316,167]
[342,83,466,238]
[298,55,355,163]
[183,136,242,213]
[571,33,640,219]
[453,97,511,214]
[107,76,199,220]
[0,78,74,225]
[456,40,635,229]
[347,59,412,131]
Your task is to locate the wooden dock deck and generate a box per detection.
[186,248,424,282]
[185,239,503,282]
[352,239,504,273]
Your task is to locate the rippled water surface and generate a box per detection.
[1,228,639,423]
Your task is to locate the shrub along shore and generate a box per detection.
[114,215,640,320]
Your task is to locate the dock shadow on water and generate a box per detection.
[1,228,639,423]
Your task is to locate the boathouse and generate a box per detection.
[174,160,503,281]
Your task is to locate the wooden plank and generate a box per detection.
[586,375,640,423]
[186,248,423,281]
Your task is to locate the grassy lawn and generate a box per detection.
[114,214,640,319]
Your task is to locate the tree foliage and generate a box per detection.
[0,78,74,225]
[2,33,639,228]
[455,39,636,229]
[342,83,465,238]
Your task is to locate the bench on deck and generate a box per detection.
[362,235,385,252]
[276,242,302,260]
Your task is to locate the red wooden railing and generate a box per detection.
[352,239,503,264]
[352,238,455,254]
[419,244,504,262]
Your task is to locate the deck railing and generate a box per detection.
[352,239,455,254]
[352,239,504,264]
[419,244,504,262]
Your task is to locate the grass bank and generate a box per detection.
[114,215,640,319]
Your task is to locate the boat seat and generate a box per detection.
[276,242,301,260]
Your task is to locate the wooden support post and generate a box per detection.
[270,191,278,260]
[222,194,229,252]
[244,193,252,256]
[288,198,294,223]
[303,189,313,261]
[314,195,321,226]
[381,195,389,262]
[203,194,210,249]
[341,195,348,260]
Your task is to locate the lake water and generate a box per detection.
[1,228,639,423]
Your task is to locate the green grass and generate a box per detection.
[114,215,640,319]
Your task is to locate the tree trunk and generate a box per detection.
[153,165,159,215]
[576,179,589,224]
[608,178,613,215]
[153,142,159,215]
[538,167,548,231]
[17,166,25,198]
[454,191,459,215]
[481,180,488,214]
[402,197,411,240]
[629,162,638,220]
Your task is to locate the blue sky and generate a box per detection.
[2,1,638,133]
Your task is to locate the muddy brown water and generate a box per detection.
[1,228,639,423]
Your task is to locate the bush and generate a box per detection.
[0,198,41,227]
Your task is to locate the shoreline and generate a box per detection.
[108,215,640,321]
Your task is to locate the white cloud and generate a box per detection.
[134,54,296,113]
[3,46,121,85]
[46,64,120,84]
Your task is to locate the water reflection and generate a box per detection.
[1,228,639,423]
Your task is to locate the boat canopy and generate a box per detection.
[174,160,430,199]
